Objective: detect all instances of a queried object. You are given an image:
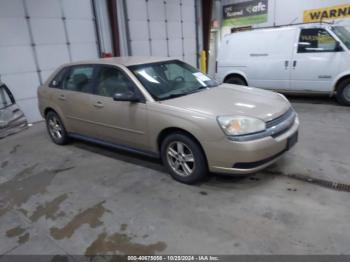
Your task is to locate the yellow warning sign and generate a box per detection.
[303,4,350,23]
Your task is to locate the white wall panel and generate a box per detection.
[130,41,151,56]
[167,22,182,38]
[126,0,147,20]
[166,1,181,22]
[149,22,166,40]
[70,43,98,61]
[128,21,149,41]
[168,39,182,57]
[0,46,36,74]
[40,69,55,83]
[125,0,197,65]
[1,72,39,101]
[151,40,168,56]
[0,18,30,46]
[0,0,25,17]
[0,0,99,122]
[30,18,66,44]
[36,45,70,70]
[182,22,196,38]
[26,0,61,18]
[66,20,96,43]
[62,0,93,19]
[17,98,41,122]
[148,0,165,21]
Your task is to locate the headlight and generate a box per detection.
[217,116,266,136]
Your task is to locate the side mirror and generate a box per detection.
[335,41,343,52]
[113,91,140,102]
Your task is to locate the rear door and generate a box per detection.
[245,28,297,90]
[290,28,342,93]
[89,65,149,151]
[56,65,100,137]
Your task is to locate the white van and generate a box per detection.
[216,23,350,105]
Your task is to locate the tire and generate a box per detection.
[336,78,350,106]
[224,75,247,86]
[161,133,208,184]
[45,111,69,145]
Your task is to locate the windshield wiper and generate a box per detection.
[160,93,188,100]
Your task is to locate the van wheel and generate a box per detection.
[224,76,247,86]
[46,111,69,145]
[336,78,350,106]
[161,133,208,184]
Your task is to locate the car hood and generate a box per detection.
[161,84,291,121]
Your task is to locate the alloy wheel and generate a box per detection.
[166,141,195,177]
[48,115,63,140]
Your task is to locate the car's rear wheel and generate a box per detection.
[336,78,350,106]
[161,133,208,184]
[46,111,69,145]
[224,75,247,86]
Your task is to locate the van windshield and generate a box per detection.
[128,60,218,101]
[332,26,350,49]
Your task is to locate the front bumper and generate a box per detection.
[205,116,299,175]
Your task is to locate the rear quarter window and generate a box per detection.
[49,68,68,89]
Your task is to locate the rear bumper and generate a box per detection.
[205,116,299,175]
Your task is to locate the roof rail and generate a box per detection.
[236,21,334,32]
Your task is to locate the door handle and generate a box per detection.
[292,60,297,68]
[284,60,289,68]
[93,101,104,108]
[58,94,66,101]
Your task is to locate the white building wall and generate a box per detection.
[0,0,99,122]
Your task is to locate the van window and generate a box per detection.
[298,29,337,53]
[0,85,14,109]
[96,66,135,97]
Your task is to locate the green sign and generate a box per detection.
[223,0,268,27]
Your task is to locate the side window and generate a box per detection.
[298,29,337,53]
[63,66,94,93]
[49,68,67,89]
[96,66,135,97]
[0,85,14,109]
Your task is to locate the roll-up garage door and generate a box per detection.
[125,0,197,67]
[0,0,99,122]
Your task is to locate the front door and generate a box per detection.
[89,65,149,151]
[290,28,342,93]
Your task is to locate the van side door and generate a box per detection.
[244,28,296,91]
[290,28,342,93]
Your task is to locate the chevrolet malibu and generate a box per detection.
[38,57,299,184]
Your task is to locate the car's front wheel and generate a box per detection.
[46,111,69,145]
[161,133,208,184]
[336,78,350,106]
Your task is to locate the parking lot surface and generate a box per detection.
[0,98,349,255]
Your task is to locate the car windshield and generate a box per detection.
[128,60,218,101]
[332,26,350,49]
